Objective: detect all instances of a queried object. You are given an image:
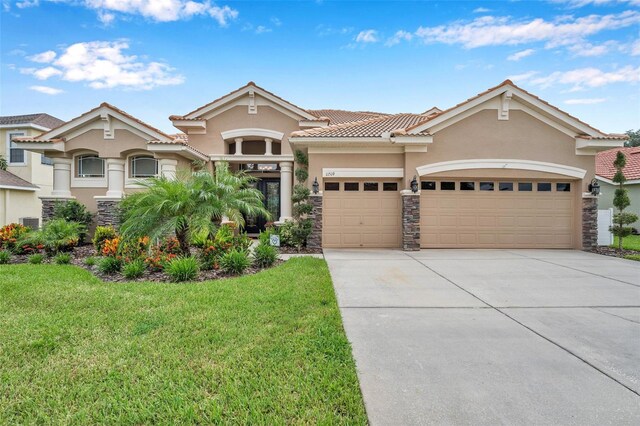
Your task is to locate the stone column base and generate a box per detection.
[95,197,122,228]
[40,197,75,222]
[401,190,421,251]
[582,194,598,250]
[308,193,323,249]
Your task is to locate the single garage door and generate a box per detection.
[324,179,402,248]
[420,179,576,248]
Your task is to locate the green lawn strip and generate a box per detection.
[623,254,640,262]
[0,258,366,424]
[611,235,640,251]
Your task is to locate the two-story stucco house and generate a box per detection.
[0,113,65,226]
[14,80,626,250]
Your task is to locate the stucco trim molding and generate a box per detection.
[416,159,587,179]
[322,168,404,178]
[220,128,285,141]
[596,175,640,186]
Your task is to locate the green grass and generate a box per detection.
[624,254,640,262]
[0,258,366,424]
[612,235,640,251]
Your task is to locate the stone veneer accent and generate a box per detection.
[582,194,598,250]
[308,193,323,250]
[402,191,420,251]
[40,197,74,223]
[96,199,121,228]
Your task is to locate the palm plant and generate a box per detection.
[119,163,269,256]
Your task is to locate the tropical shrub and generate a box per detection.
[165,256,200,282]
[54,253,72,264]
[144,239,180,272]
[119,162,269,256]
[18,219,82,255]
[275,221,295,247]
[84,256,97,266]
[28,253,44,264]
[53,200,93,241]
[101,237,120,257]
[253,243,278,268]
[220,249,251,275]
[123,259,145,279]
[0,154,7,171]
[0,223,31,251]
[120,236,150,262]
[93,226,117,252]
[0,249,11,264]
[98,256,122,274]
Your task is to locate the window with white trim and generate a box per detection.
[77,155,105,178]
[130,155,158,178]
[7,131,26,165]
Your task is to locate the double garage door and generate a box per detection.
[323,177,577,249]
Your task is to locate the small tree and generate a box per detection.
[289,150,313,251]
[609,151,639,250]
[625,129,639,147]
[0,155,7,171]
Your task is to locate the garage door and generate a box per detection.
[323,180,402,248]
[420,179,576,248]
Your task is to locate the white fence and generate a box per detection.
[597,208,613,246]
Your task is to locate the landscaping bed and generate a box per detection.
[0,258,367,424]
[589,235,640,261]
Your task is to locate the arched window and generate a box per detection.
[130,155,158,178]
[77,155,105,178]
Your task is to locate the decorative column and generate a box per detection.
[41,157,75,222]
[159,159,178,179]
[582,193,598,250]
[265,138,273,155]
[51,158,73,197]
[105,158,125,198]
[234,138,243,155]
[279,161,293,222]
[401,189,421,251]
[308,192,323,249]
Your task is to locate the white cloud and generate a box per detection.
[385,30,413,46]
[28,50,56,63]
[473,7,491,13]
[271,17,281,26]
[30,85,64,95]
[508,71,539,82]
[255,25,271,34]
[316,24,353,37]
[564,98,606,104]
[12,1,239,25]
[567,40,617,56]
[551,0,640,8]
[414,11,640,49]
[507,48,535,61]
[24,40,184,90]
[356,29,379,43]
[630,39,640,55]
[530,66,640,90]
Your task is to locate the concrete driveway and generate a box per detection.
[325,249,640,425]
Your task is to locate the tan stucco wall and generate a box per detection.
[64,128,148,157]
[186,105,300,156]
[0,189,42,226]
[308,153,405,188]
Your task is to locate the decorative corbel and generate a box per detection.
[101,112,114,139]
[498,90,512,121]
[248,89,257,114]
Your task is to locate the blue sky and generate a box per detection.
[1,0,639,133]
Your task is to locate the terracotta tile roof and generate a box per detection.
[0,170,39,190]
[174,81,315,120]
[149,133,207,158]
[405,79,618,137]
[596,147,640,181]
[306,109,389,125]
[0,113,64,130]
[12,137,64,143]
[291,113,425,138]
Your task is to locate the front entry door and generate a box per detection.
[244,178,280,234]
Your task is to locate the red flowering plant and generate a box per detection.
[119,236,150,263]
[0,223,31,251]
[101,237,121,258]
[144,237,181,272]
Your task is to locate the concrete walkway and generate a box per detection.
[325,249,640,425]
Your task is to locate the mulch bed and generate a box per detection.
[7,243,284,283]
[588,246,640,259]
[278,246,323,254]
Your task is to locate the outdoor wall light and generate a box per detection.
[588,178,600,196]
[410,175,419,193]
[312,177,319,194]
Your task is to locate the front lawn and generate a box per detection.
[612,235,640,251]
[0,258,366,424]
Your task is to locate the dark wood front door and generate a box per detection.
[244,178,280,234]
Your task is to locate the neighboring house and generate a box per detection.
[15,80,625,250]
[596,147,640,229]
[0,113,65,226]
